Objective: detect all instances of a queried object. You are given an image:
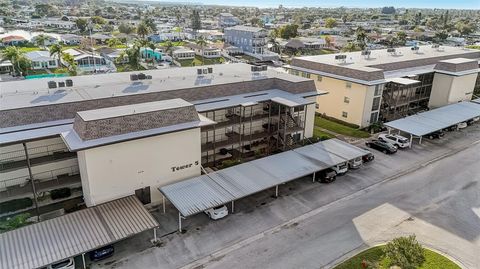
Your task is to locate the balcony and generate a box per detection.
[0,149,76,173]
[0,166,81,203]
[201,130,272,152]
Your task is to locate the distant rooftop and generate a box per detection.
[291,45,480,84]
[0,63,316,129]
[225,25,264,32]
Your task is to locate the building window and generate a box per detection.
[370,112,379,123]
[344,97,350,103]
[49,60,56,66]
[346,82,352,88]
[317,75,323,82]
[302,72,310,78]
[372,97,381,111]
[342,111,348,118]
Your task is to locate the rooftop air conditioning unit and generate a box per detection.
[261,65,267,71]
[65,79,73,87]
[197,68,203,75]
[130,74,138,81]
[411,46,420,53]
[138,73,146,80]
[47,81,57,89]
[361,50,371,59]
[58,81,65,88]
[335,54,347,63]
[208,67,213,73]
[387,48,396,55]
[146,75,152,79]
[431,44,439,49]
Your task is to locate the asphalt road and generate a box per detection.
[188,141,480,269]
[95,124,480,269]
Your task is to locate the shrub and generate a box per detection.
[220,159,242,169]
[0,198,33,213]
[50,188,72,200]
[0,213,32,233]
[384,235,426,269]
[317,113,360,129]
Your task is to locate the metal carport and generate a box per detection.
[160,139,365,231]
[0,196,158,269]
[313,139,370,162]
[384,101,480,145]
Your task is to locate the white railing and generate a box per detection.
[0,165,80,191]
[0,143,68,163]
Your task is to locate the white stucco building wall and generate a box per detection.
[77,128,201,206]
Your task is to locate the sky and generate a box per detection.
[152,0,480,9]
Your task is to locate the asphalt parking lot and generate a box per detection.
[90,122,480,269]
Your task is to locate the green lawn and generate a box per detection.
[315,116,370,138]
[177,55,225,67]
[313,126,335,140]
[334,246,460,269]
[158,41,185,47]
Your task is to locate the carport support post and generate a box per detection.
[231,201,235,213]
[153,228,157,242]
[312,172,316,183]
[82,253,86,269]
[419,136,423,145]
[275,185,279,197]
[409,134,413,148]
[162,195,166,214]
[178,212,182,232]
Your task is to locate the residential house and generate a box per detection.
[60,34,82,45]
[31,35,58,46]
[1,35,27,46]
[172,47,196,60]
[185,43,222,58]
[224,25,278,61]
[62,48,110,72]
[25,51,59,70]
[218,13,241,28]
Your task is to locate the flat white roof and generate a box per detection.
[295,45,480,72]
[385,101,480,136]
[77,98,192,121]
[0,63,310,111]
[387,77,421,85]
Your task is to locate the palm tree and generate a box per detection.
[355,27,368,50]
[2,46,30,75]
[136,22,152,39]
[164,40,174,58]
[49,44,63,67]
[35,34,49,49]
[61,52,78,76]
[196,37,207,65]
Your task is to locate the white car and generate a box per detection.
[47,258,75,269]
[332,162,348,175]
[348,157,363,169]
[378,134,410,149]
[205,205,228,220]
[457,122,468,129]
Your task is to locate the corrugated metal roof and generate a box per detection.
[293,143,346,169]
[385,101,480,136]
[160,139,368,217]
[315,139,370,161]
[0,196,158,269]
[472,98,480,104]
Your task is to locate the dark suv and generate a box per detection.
[426,130,444,139]
[365,140,397,154]
[89,245,114,262]
[315,168,337,183]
